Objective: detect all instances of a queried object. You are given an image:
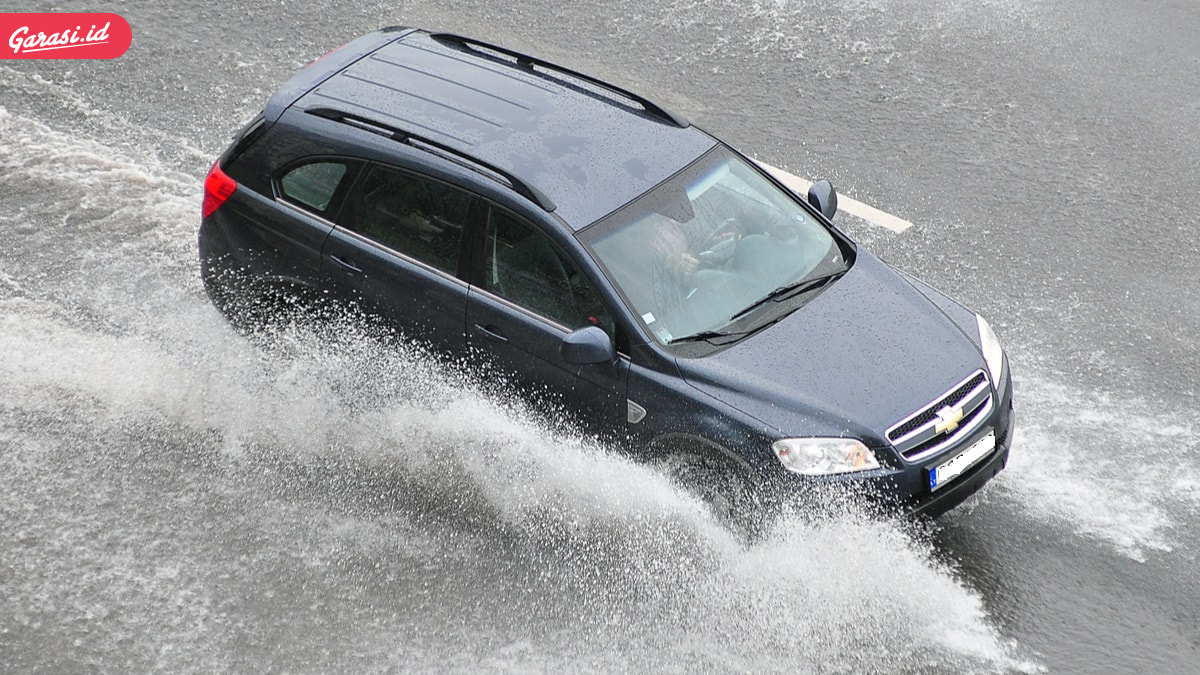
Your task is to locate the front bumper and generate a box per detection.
[904,371,1015,518]
[782,365,1015,518]
[907,426,1011,518]
[753,362,1015,520]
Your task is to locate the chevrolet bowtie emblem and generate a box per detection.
[934,405,965,435]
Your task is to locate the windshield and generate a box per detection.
[581,147,849,345]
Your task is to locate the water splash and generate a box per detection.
[994,373,1199,562]
[0,107,1040,671]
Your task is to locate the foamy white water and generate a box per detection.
[0,107,1039,672]
[8,1,1196,664]
[995,373,1199,562]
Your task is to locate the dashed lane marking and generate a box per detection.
[757,161,914,234]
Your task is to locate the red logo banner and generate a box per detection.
[2,13,131,59]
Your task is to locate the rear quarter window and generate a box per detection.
[279,161,350,214]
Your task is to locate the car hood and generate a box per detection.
[676,252,986,444]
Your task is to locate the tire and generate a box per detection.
[655,450,761,536]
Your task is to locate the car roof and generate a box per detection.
[291,29,717,228]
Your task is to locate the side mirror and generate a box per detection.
[560,325,615,365]
[807,179,838,220]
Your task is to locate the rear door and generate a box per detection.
[321,163,482,357]
[465,207,628,438]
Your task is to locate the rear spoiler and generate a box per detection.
[263,26,417,124]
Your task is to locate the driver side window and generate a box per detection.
[484,210,613,336]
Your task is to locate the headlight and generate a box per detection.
[771,438,880,476]
[976,313,1005,385]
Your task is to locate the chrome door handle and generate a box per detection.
[473,323,508,342]
[329,255,363,273]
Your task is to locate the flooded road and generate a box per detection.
[2,1,1198,672]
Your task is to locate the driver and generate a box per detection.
[637,214,740,322]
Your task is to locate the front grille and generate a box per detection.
[888,372,986,440]
[887,370,992,462]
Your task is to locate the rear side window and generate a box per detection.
[340,164,473,275]
[280,161,348,213]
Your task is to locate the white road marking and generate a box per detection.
[756,161,914,233]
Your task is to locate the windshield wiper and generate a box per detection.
[668,329,741,345]
[669,270,846,346]
[728,270,845,323]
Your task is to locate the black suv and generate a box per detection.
[200,27,1013,518]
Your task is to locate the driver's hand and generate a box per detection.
[673,252,699,279]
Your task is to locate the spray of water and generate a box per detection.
[991,373,1199,562]
[0,105,1041,671]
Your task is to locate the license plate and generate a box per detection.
[929,431,995,492]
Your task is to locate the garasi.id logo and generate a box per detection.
[3,13,131,59]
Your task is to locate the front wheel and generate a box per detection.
[654,451,762,537]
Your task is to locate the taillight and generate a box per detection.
[307,42,347,66]
[202,161,238,219]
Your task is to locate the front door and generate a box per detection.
[465,208,628,439]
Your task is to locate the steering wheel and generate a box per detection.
[696,217,742,267]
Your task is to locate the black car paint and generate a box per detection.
[680,253,987,439]
[199,27,1013,519]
